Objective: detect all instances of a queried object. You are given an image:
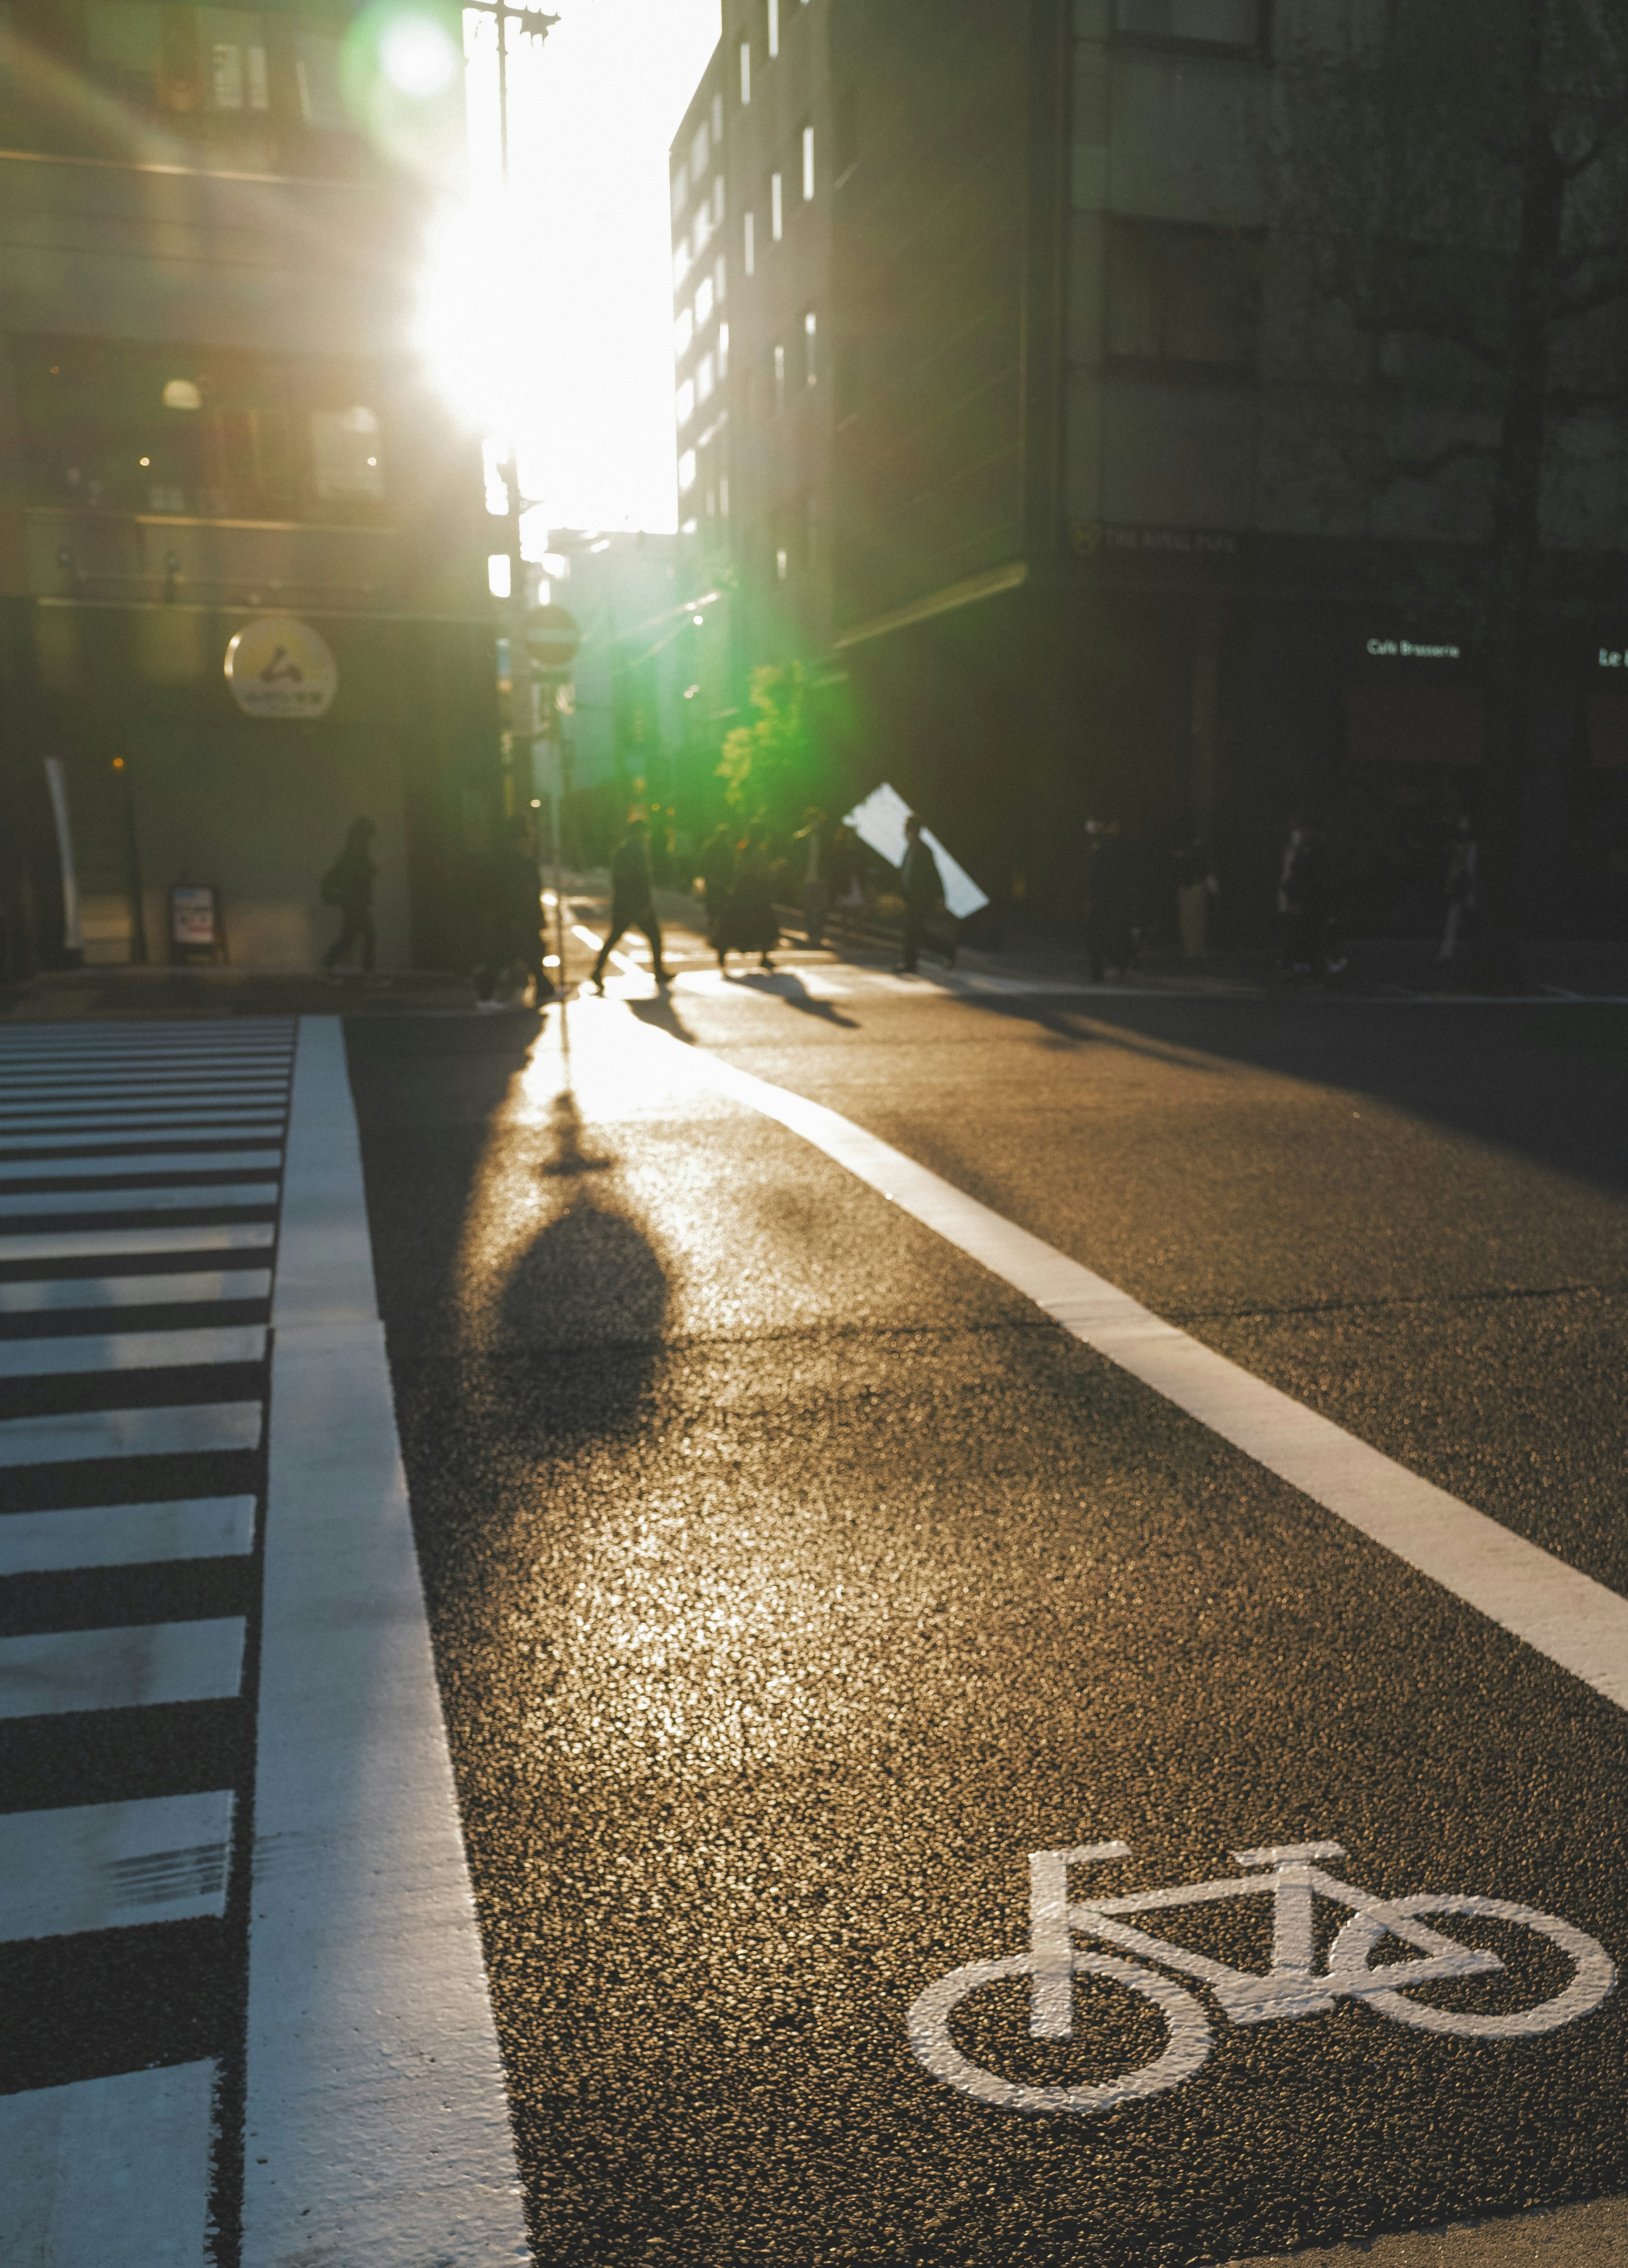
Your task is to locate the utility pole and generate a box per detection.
[466,0,558,813]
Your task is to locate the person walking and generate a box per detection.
[795,807,831,949]
[697,824,737,945]
[1438,816,1477,965]
[485,814,555,1005]
[1085,818,1135,981]
[716,825,779,972]
[591,817,670,992]
[1173,835,1218,961]
[1278,816,1347,982]
[319,817,377,978]
[899,811,952,973]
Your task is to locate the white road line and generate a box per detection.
[0,1790,234,1940]
[0,1617,245,1716]
[0,1495,256,1574]
[0,1223,275,1262]
[0,1148,283,1181]
[622,1009,1628,1713]
[0,1270,272,1313]
[0,1326,267,1378]
[0,2061,215,2268]
[245,1016,528,2268]
[0,1401,263,1467]
[0,1182,281,1218]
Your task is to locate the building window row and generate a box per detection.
[739,0,812,105]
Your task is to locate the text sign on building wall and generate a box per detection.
[224,617,338,718]
[1365,637,1462,660]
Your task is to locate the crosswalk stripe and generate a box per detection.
[0,1126,284,1153]
[0,2061,215,2268]
[0,1182,281,1218]
[0,1617,245,1716]
[0,1270,272,1313]
[0,1149,283,1181]
[0,1108,287,1129]
[0,1222,276,1262]
[0,1326,267,1378]
[0,1399,263,1466]
[0,1790,234,1939]
[0,1495,256,1574]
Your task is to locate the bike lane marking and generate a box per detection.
[614,1003,1628,1712]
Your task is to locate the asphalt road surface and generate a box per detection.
[348,922,1628,2268]
[3,923,1626,2268]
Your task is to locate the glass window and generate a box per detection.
[671,167,688,220]
[714,174,725,221]
[675,306,694,356]
[802,123,814,200]
[679,448,697,492]
[488,554,511,598]
[311,406,383,502]
[776,545,788,581]
[803,309,817,385]
[740,40,750,103]
[771,171,783,240]
[718,322,729,377]
[694,275,714,326]
[715,254,727,303]
[295,26,346,128]
[697,352,715,404]
[773,342,786,416]
[767,0,779,57]
[744,211,755,276]
[1115,0,1259,43]
[719,475,730,517]
[676,378,696,427]
[691,120,709,176]
[694,203,712,256]
[674,240,692,290]
[712,90,723,139]
[1107,221,1259,367]
[86,6,272,127]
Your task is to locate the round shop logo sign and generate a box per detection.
[224,616,338,718]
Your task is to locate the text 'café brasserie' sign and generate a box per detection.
[1365,636,1463,660]
[224,616,338,718]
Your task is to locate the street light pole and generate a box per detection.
[466,0,558,819]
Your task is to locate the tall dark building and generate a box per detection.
[675,0,1628,937]
[0,0,499,978]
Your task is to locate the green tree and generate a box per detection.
[1266,0,1628,982]
[716,663,825,837]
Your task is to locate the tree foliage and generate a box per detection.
[716,663,825,836]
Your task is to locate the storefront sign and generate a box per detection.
[1599,648,1627,668]
[224,616,338,718]
[1365,637,1461,660]
[1071,522,1241,559]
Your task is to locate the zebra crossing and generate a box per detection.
[0,1019,294,2267]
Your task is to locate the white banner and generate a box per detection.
[842,782,990,921]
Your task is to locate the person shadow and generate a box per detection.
[730,968,860,1030]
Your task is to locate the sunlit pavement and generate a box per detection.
[334,911,1628,2268]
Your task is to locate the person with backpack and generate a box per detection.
[591,816,670,992]
[319,817,377,976]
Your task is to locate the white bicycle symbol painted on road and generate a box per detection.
[908,1840,1616,2115]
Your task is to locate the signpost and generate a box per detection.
[525,606,580,981]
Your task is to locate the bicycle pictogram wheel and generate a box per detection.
[907,1950,1212,2114]
[1330,1894,1616,2038]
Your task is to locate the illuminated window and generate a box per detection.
[674,240,692,290]
[712,90,723,139]
[488,554,511,598]
[691,120,709,176]
[676,378,696,427]
[744,212,755,276]
[695,276,714,326]
[773,343,786,416]
[803,309,817,385]
[802,123,815,200]
[679,448,697,492]
[719,475,730,517]
[87,6,273,124]
[718,323,729,377]
[740,40,750,102]
[162,378,202,411]
[714,174,725,222]
[771,171,783,240]
[675,306,694,356]
[697,353,715,404]
[715,254,727,302]
[767,0,779,56]
[671,168,687,220]
[694,203,712,256]
[776,546,789,580]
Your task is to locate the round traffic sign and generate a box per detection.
[525,604,580,670]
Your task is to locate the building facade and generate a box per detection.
[673,0,1628,940]
[0,0,500,979]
